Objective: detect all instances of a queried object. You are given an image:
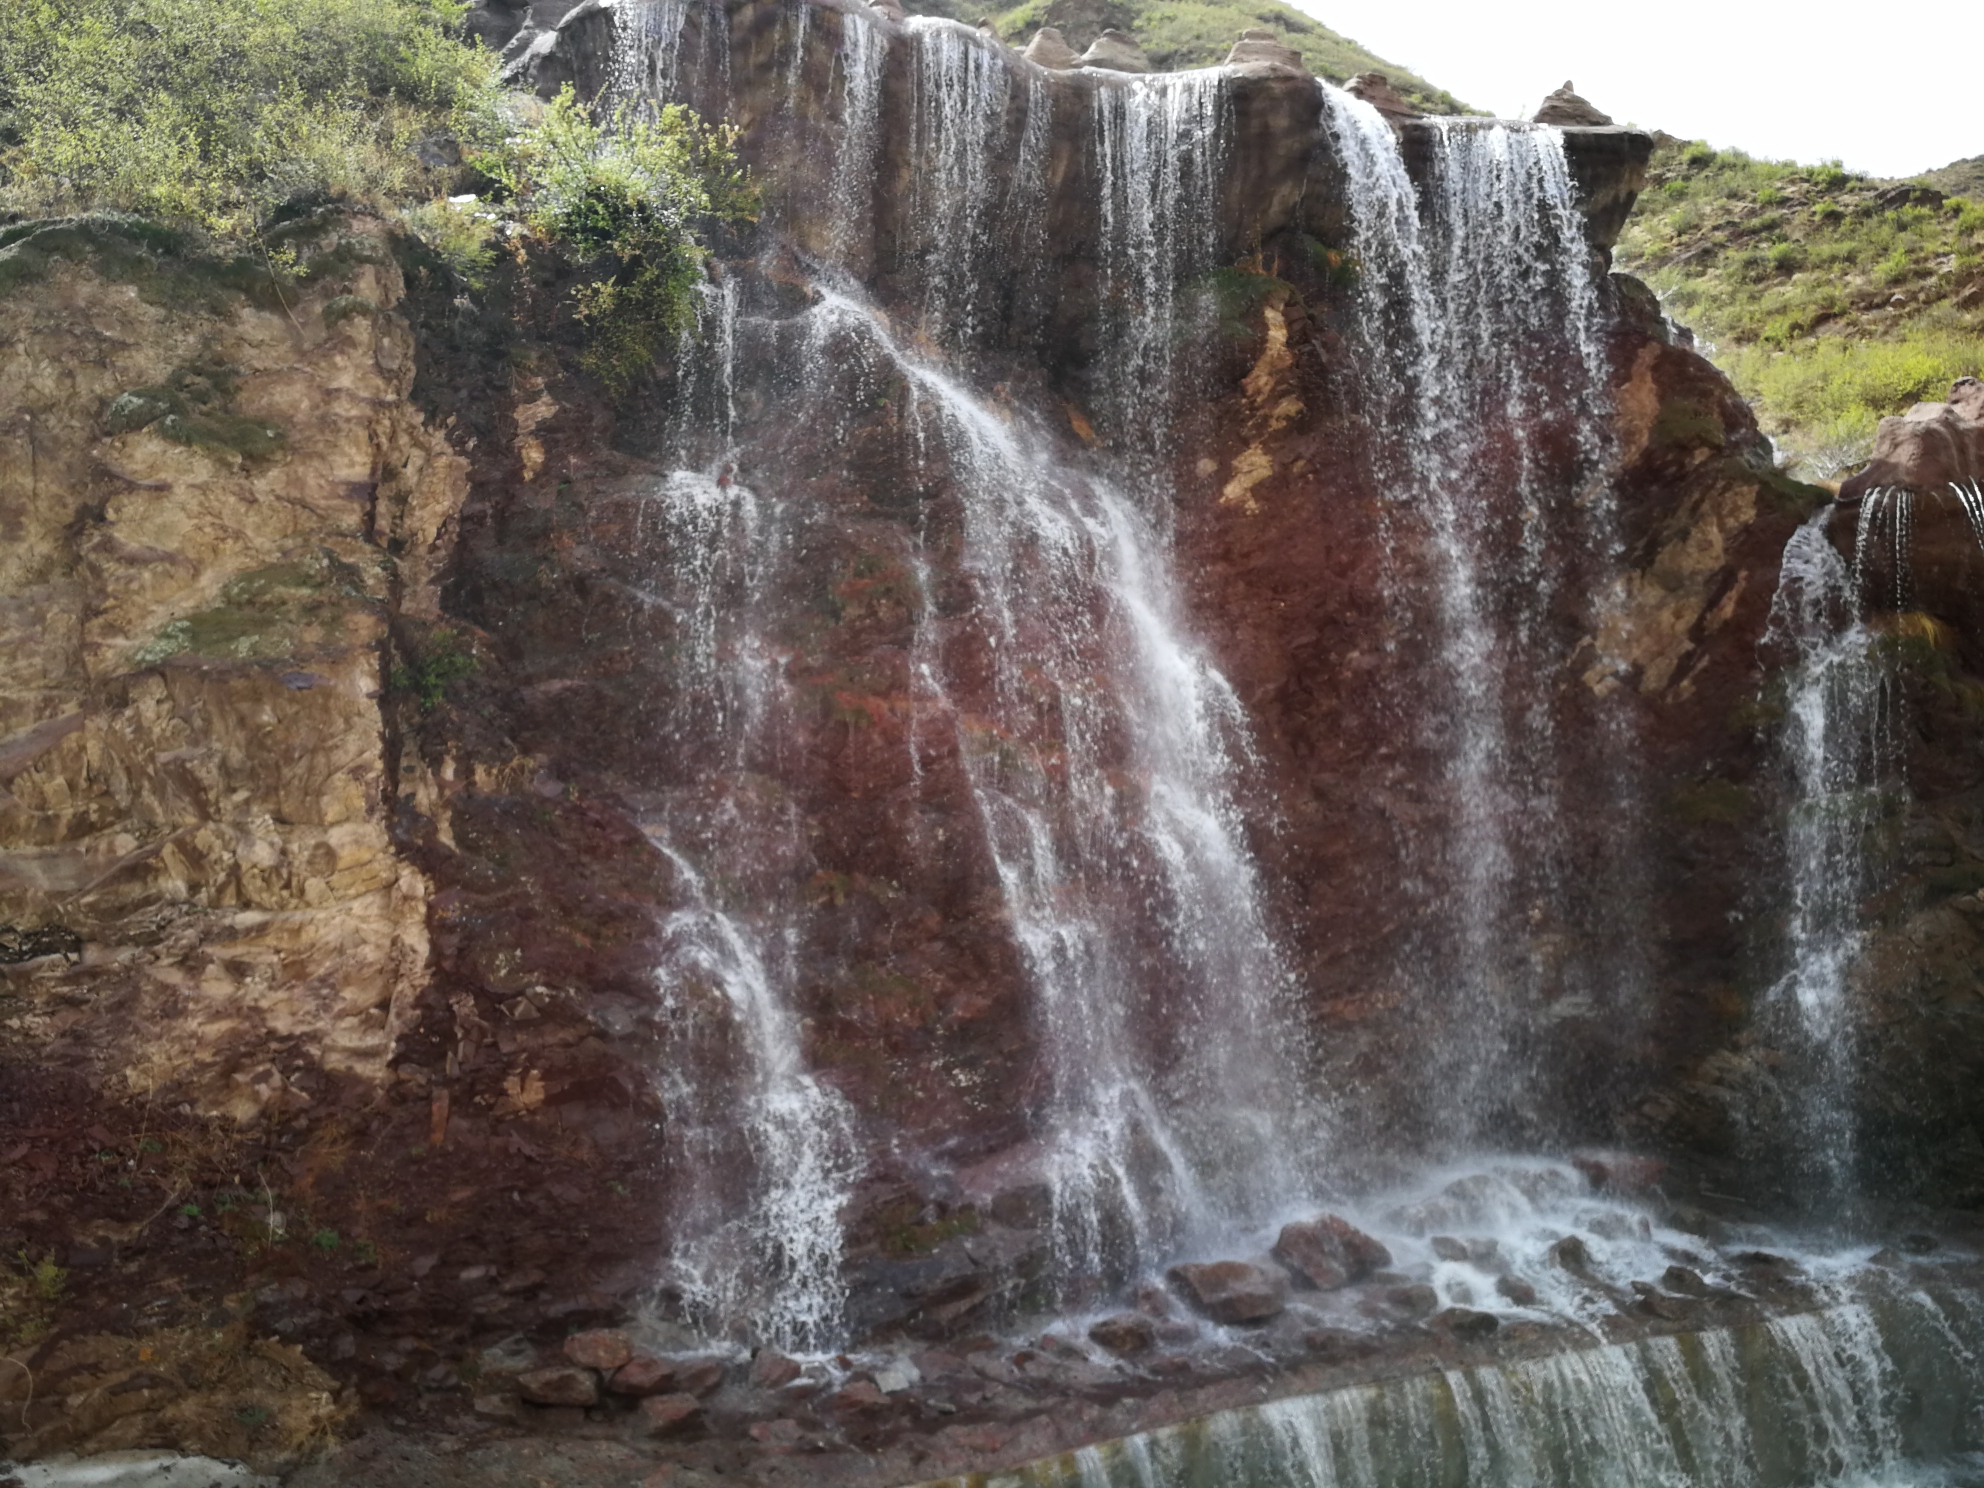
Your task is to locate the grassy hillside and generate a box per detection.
[1617,140,1984,476]
[904,0,1468,113]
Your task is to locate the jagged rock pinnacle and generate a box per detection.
[1534,80,1614,126]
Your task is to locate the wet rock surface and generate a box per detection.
[6,0,1984,1483]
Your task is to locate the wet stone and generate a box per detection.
[562,1328,634,1371]
[1433,1306,1500,1339]
[517,1365,599,1407]
[1549,1235,1593,1274]
[637,1392,704,1436]
[1168,1260,1289,1324]
[1385,1283,1439,1320]
[1272,1215,1393,1291]
[749,1349,802,1389]
[1087,1312,1157,1357]
[607,1355,675,1397]
[1430,1235,1468,1262]
[1496,1275,1540,1306]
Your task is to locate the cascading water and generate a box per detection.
[1319,86,1636,1144]
[918,1278,1984,1487]
[1757,492,1907,1216]
[1090,71,1228,474]
[638,280,861,1349]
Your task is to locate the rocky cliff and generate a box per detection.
[5,0,1984,1480]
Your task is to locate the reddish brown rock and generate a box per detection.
[1346,71,1422,125]
[749,1349,803,1389]
[1496,1276,1540,1306]
[637,1392,705,1436]
[1570,1151,1669,1194]
[1841,378,1984,499]
[1167,1260,1289,1324]
[562,1328,634,1371]
[1534,80,1614,126]
[517,1365,600,1407]
[1087,1312,1158,1357]
[607,1355,676,1397]
[1433,1306,1501,1339]
[1272,1215,1394,1290]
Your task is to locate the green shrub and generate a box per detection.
[1808,160,1850,191]
[490,87,755,394]
[0,0,499,237]
[1767,241,1805,274]
[398,196,500,284]
[1680,141,1718,169]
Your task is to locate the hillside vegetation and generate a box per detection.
[0,0,750,396]
[905,0,1467,113]
[1617,139,1984,476]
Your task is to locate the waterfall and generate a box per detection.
[1759,494,1905,1215]
[1091,71,1228,474]
[818,277,1320,1289]
[632,277,863,1350]
[912,1281,1984,1487]
[1319,87,1632,1146]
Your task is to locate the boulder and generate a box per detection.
[1346,72,1422,126]
[1433,1306,1500,1339]
[1272,1214,1394,1289]
[1167,1260,1289,1323]
[607,1355,677,1397]
[638,1392,705,1435]
[1223,28,1307,74]
[749,1349,803,1389]
[517,1365,600,1407]
[1839,378,1984,500]
[1570,1150,1668,1194]
[561,1328,634,1371]
[1533,80,1613,126]
[1384,1283,1439,1320]
[1078,29,1150,72]
[1087,1312,1157,1356]
[1022,26,1082,69]
[1495,1275,1539,1306]
[1429,1235,1468,1262]
[1548,1234,1593,1274]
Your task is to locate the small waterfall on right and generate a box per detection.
[1757,492,1908,1219]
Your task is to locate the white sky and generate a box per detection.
[1286,0,1983,179]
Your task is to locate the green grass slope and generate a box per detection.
[902,0,1468,113]
[1617,140,1984,477]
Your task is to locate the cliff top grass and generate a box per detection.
[904,0,1469,113]
[1617,139,1984,477]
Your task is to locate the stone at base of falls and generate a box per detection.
[608,1356,677,1397]
[517,1365,600,1407]
[1088,1312,1159,1357]
[1549,1234,1594,1275]
[1077,29,1150,71]
[563,1328,634,1371]
[1569,1150,1669,1194]
[1223,29,1307,74]
[1839,376,1984,499]
[1346,72,1423,125]
[1533,80,1615,125]
[1381,1283,1439,1320]
[1168,1260,1290,1323]
[637,1393,705,1436]
[1631,1282,1696,1321]
[1432,1306,1500,1339]
[1021,26,1082,68]
[1272,1215,1394,1290]
[749,1350,803,1389]
[1496,1275,1540,1306]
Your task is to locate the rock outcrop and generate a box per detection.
[1077,27,1150,71]
[1839,376,1984,499]
[1534,79,1614,126]
[1223,28,1307,75]
[0,213,459,1122]
[1021,25,1082,69]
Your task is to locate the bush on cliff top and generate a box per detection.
[0,0,499,235]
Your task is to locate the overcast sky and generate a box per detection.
[1288,0,1982,179]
